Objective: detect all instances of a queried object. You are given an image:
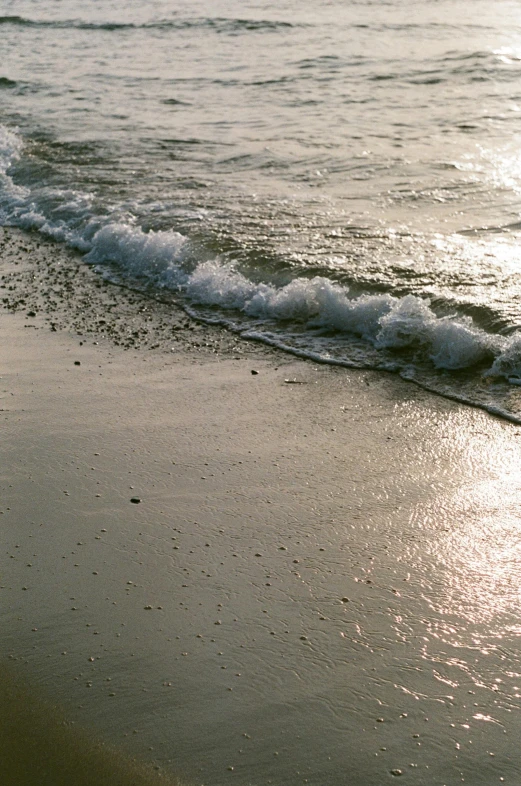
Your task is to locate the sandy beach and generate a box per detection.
[3,227,521,785]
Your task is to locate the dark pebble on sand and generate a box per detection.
[130,497,141,504]
[74,361,81,366]
[251,369,259,375]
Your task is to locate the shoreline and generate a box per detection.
[3,224,521,429]
[2,226,521,785]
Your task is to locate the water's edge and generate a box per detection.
[2,223,520,427]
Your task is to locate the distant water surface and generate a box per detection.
[3,0,521,418]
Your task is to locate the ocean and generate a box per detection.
[3,0,521,419]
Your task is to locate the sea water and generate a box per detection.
[3,0,521,418]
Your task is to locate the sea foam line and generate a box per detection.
[2,123,521,384]
[87,226,520,379]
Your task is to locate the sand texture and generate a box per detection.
[2,228,521,785]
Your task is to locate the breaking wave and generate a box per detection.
[3,123,521,415]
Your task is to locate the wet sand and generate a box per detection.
[0,665,183,786]
[2,228,521,785]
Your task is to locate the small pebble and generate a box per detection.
[130,497,141,504]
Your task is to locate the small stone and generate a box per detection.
[341,597,349,603]
[74,361,81,366]
[144,605,153,610]
[130,497,141,504]
[251,369,259,375]
[390,770,403,777]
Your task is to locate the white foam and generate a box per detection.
[328,293,396,340]
[0,125,30,221]
[185,263,395,340]
[0,124,22,173]
[185,260,258,309]
[428,317,498,370]
[374,295,496,369]
[0,123,518,383]
[375,295,434,349]
[247,276,345,321]
[85,223,188,279]
[183,262,497,371]
[487,334,521,380]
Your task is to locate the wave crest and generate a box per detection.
[0,123,519,392]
